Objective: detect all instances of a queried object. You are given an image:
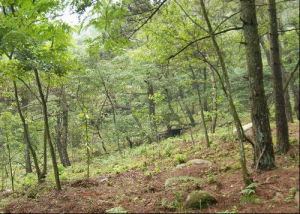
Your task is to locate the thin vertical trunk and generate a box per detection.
[56,87,71,167]
[34,69,61,190]
[290,76,300,120]
[240,0,275,169]
[210,67,218,133]
[261,36,293,123]
[24,129,32,174]
[282,68,294,123]
[202,67,208,111]
[95,124,108,153]
[178,87,196,127]
[101,77,121,153]
[42,128,47,176]
[267,0,289,154]
[146,80,158,142]
[200,0,252,185]
[20,93,32,173]
[190,66,210,147]
[13,81,42,182]
[6,142,14,192]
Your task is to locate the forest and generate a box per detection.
[0,0,299,213]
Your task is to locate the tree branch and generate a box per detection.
[167,27,243,60]
[129,0,168,39]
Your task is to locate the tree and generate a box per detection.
[240,0,275,170]
[267,0,289,154]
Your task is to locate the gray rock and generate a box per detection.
[187,159,212,166]
[176,159,212,169]
[184,190,217,210]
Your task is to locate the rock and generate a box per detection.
[175,159,212,169]
[295,191,299,206]
[233,122,252,133]
[184,190,217,210]
[187,159,212,167]
[175,163,186,169]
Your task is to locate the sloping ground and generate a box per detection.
[1,123,299,213]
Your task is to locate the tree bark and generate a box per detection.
[34,69,61,190]
[267,0,289,154]
[240,0,275,169]
[200,0,252,185]
[13,81,42,182]
[56,87,71,167]
[209,66,218,133]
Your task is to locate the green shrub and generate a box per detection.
[174,154,187,164]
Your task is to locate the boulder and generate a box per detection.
[185,190,217,210]
[187,159,212,167]
[175,159,212,169]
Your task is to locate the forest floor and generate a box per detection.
[0,122,299,213]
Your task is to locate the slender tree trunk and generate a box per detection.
[282,68,294,123]
[132,114,152,143]
[20,92,33,173]
[210,67,218,133]
[34,69,61,190]
[24,130,32,174]
[290,76,300,120]
[95,124,108,153]
[261,36,293,123]
[101,77,121,153]
[146,80,158,142]
[267,0,289,154]
[13,81,42,182]
[190,66,210,147]
[202,67,208,111]
[56,87,71,167]
[42,127,47,176]
[6,142,14,192]
[200,0,252,185]
[240,0,275,169]
[178,87,196,127]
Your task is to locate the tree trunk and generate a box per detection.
[202,67,208,111]
[178,87,196,127]
[209,66,218,133]
[190,66,210,147]
[6,142,14,192]
[200,0,252,185]
[34,69,61,190]
[267,0,289,154]
[146,80,158,141]
[20,92,33,173]
[24,127,32,174]
[290,76,300,120]
[56,87,71,167]
[240,0,275,169]
[13,81,42,182]
[282,68,294,123]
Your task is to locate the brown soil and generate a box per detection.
[1,123,299,213]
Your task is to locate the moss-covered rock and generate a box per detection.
[184,190,217,210]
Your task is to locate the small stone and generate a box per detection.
[184,190,217,210]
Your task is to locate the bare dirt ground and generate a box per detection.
[1,123,299,213]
